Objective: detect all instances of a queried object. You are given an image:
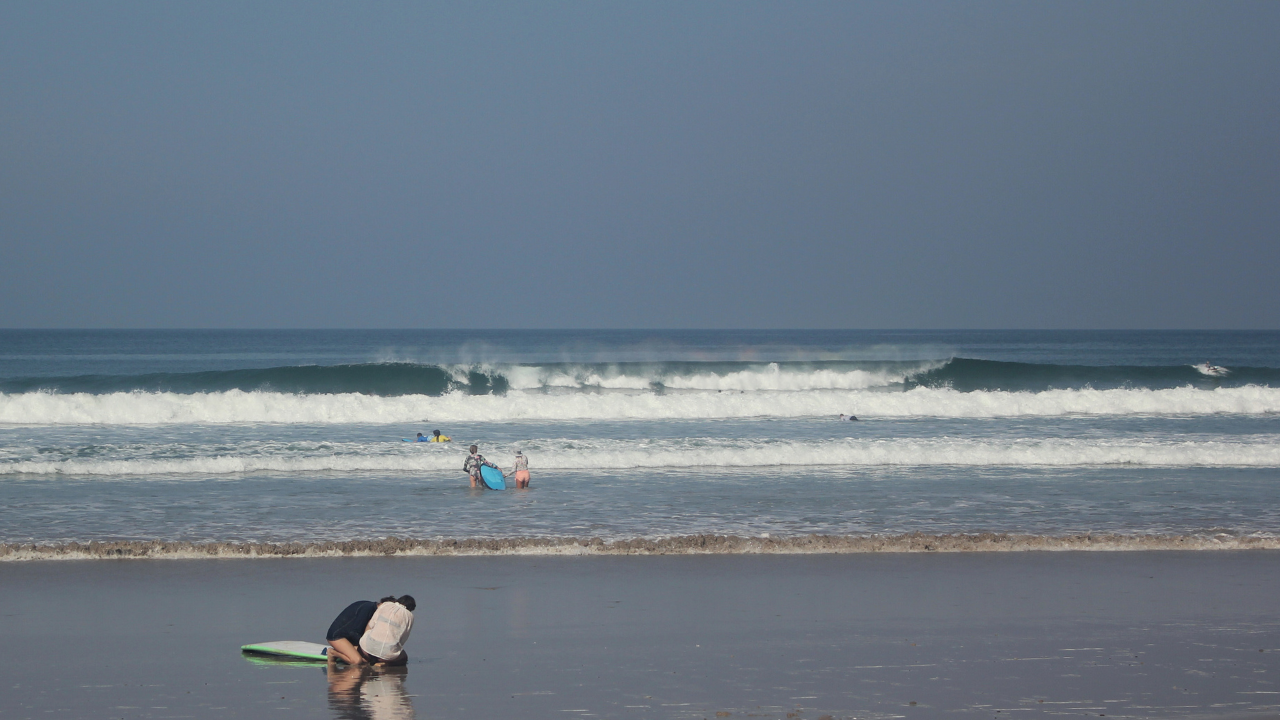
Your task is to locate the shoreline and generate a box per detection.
[5,552,1280,719]
[5,531,1280,560]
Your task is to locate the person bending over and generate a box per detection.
[326,595,416,667]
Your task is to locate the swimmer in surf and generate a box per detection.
[429,429,450,442]
[463,445,500,488]
[839,413,859,421]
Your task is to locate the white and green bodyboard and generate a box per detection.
[241,640,329,661]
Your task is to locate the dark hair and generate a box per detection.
[433,429,441,435]
[469,445,478,453]
[380,594,416,612]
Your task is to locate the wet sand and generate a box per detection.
[3,552,1280,719]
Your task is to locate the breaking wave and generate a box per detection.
[5,357,1276,399]
[1,384,1279,426]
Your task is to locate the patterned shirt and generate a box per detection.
[463,453,486,477]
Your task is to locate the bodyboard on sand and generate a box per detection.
[480,464,506,490]
[241,641,329,661]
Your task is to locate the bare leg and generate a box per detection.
[327,638,366,666]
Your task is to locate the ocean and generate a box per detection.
[2,329,1278,558]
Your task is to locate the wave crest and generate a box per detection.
[5,357,1279,400]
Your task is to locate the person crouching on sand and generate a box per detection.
[512,450,531,488]
[326,595,415,667]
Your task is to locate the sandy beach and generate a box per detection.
[4,551,1280,719]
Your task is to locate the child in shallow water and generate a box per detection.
[512,451,531,488]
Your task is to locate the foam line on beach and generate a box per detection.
[4,533,1279,561]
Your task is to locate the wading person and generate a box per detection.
[463,445,500,489]
[512,450,531,488]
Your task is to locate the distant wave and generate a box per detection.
[0,363,507,397]
[4,533,1279,561]
[0,360,919,397]
[905,357,1280,391]
[3,358,1276,400]
[1,384,1279,425]
[5,437,1280,476]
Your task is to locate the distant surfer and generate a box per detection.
[325,595,415,667]
[1198,362,1230,377]
[464,445,500,489]
[511,450,531,489]
[839,413,859,421]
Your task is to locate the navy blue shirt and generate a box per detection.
[326,600,378,644]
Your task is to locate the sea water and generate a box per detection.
[1,329,1278,556]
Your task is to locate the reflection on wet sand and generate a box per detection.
[327,664,415,720]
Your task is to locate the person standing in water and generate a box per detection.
[463,445,499,488]
[512,450,531,488]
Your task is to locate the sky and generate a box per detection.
[1,1,1277,329]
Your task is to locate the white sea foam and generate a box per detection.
[2,384,1279,426]
[5,437,1279,477]
[498,362,911,391]
[661,364,906,391]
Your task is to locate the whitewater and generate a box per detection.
[2,329,1278,556]
[3,384,1279,425]
[4,436,1280,477]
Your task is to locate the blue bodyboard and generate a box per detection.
[480,464,506,490]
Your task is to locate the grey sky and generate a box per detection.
[1,1,1277,329]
